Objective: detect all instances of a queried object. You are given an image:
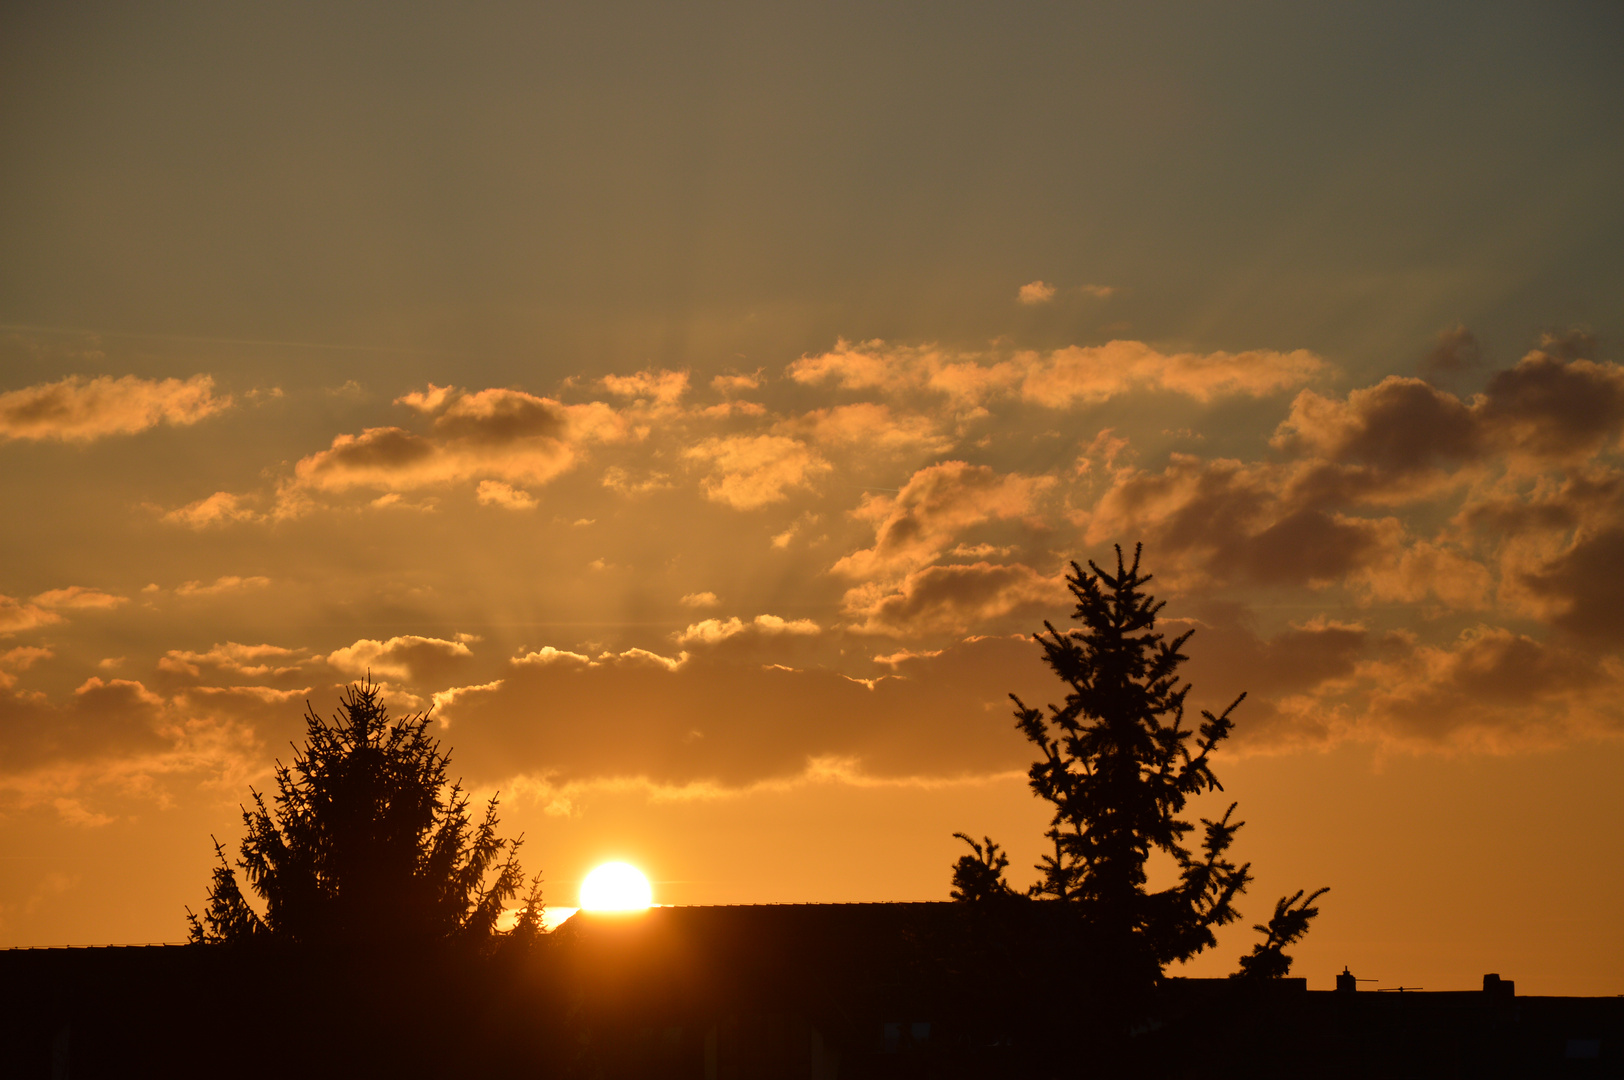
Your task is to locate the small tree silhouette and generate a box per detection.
[1233,887,1329,979]
[949,833,1020,902]
[952,545,1325,983]
[188,680,539,948]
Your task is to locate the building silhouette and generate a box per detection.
[4,902,1619,1077]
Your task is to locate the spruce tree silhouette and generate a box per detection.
[949,833,1020,902]
[188,680,539,949]
[1234,887,1329,979]
[952,544,1326,985]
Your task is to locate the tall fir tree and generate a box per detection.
[188,681,538,949]
[952,545,1324,983]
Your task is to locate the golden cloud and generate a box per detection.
[0,374,230,442]
[293,388,631,495]
[325,635,475,682]
[834,461,1054,580]
[683,434,831,509]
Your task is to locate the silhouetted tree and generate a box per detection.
[1233,887,1328,979]
[949,833,1020,902]
[953,545,1325,983]
[188,681,539,949]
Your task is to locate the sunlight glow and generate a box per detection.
[579,862,653,911]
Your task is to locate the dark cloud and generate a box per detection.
[1091,458,1384,589]
[1478,349,1624,460]
[1092,455,1272,560]
[843,562,1062,636]
[436,635,1052,788]
[300,426,436,479]
[1359,626,1622,748]
[1276,343,1624,512]
[1239,509,1383,586]
[284,388,628,498]
[432,388,567,444]
[1517,528,1624,642]
[1456,470,1623,537]
[0,678,171,776]
[1172,605,1370,749]
[1273,378,1482,504]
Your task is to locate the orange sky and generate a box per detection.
[2,3,1621,995]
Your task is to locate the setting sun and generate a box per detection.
[579,862,653,912]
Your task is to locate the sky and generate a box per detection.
[2,1,1622,994]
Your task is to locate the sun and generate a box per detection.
[579,861,653,911]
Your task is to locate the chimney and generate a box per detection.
[1482,973,1514,998]
[1336,966,1357,994]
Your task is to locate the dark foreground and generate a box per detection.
[4,903,1618,1078]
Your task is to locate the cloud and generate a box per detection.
[1514,527,1624,641]
[1020,341,1325,407]
[369,492,438,513]
[163,491,262,528]
[1476,346,1624,461]
[1276,347,1624,500]
[1420,324,1483,380]
[1351,539,1492,610]
[787,337,1323,410]
[158,642,307,679]
[675,614,822,645]
[711,371,762,394]
[1078,284,1116,299]
[476,479,538,510]
[0,645,51,689]
[32,586,126,610]
[0,677,172,783]
[948,543,1015,559]
[431,680,505,716]
[292,388,630,495]
[787,339,1020,407]
[0,675,295,822]
[771,512,820,549]
[1174,603,1624,753]
[776,403,951,453]
[1085,455,1391,589]
[2,587,127,637]
[324,635,475,682]
[512,645,595,666]
[510,645,689,672]
[395,383,454,412]
[180,684,311,707]
[680,591,720,609]
[1456,470,1622,539]
[1276,377,1479,474]
[683,434,831,509]
[1018,280,1057,305]
[0,374,230,442]
[601,466,672,495]
[842,561,1062,636]
[600,368,689,408]
[430,635,1052,789]
[173,576,271,598]
[0,596,62,635]
[1354,626,1624,750]
[1168,607,1376,750]
[834,461,1054,580]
